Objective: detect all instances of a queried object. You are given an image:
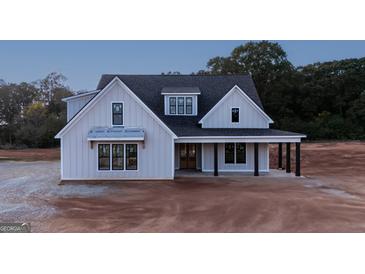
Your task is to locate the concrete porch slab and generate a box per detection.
[175,169,298,178]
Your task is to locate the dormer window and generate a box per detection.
[169,97,176,114]
[112,102,123,126]
[186,97,193,114]
[177,97,185,114]
[162,87,200,116]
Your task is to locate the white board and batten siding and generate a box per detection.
[66,94,96,122]
[61,81,175,180]
[202,143,269,172]
[200,86,270,128]
[197,86,271,172]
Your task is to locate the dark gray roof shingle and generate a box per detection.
[161,86,201,94]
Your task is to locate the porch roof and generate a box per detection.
[174,128,306,143]
[173,127,305,137]
[87,127,144,141]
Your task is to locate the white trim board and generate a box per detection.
[161,92,201,95]
[61,90,99,102]
[60,177,174,181]
[87,137,144,141]
[55,77,177,139]
[198,85,274,124]
[175,136,305,143]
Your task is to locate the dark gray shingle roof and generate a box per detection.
[95,75,303,137]
[97,74,263,131]
[170,127,305,137]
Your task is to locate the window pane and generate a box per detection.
[113,103,123,113]
[126,144,138,170]
[232,108,239,123]
[178,97,184,114]
[112,144,124,170]
[113,114,123,125]
[186,97,192,114]
[169,97,176,114]
[98,144,110,170]
[236,143,246,164]
[112,103,123,125]
[225,143,235,164]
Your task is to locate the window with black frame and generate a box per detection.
[224,143,235,164]
[112,144,124,170]
[98,144,110,170]
[169,97,176,114]
[231,108,239,123]
[186,97,193,114]
[235,143,246,164]
[177,97,184,114]
[126,144,138,170]
[112,102,123,126]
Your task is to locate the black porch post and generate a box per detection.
[214,143,218,176]
[254,143,259,176]
[286,142,291,173]
[295,142,301,177]
[278,143,283,169]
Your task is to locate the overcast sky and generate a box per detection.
[1,40,365,91]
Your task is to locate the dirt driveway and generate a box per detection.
[1,142,365,232]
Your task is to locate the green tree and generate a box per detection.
[206,41,295,106]
[38,72,67,104]
[201,42,365,140]
[0,82,39,144]
[14,102,48,147]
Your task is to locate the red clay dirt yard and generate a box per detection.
[0,142,365,232]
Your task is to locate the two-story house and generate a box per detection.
[55,75,305,180]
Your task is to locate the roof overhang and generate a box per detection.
[61,90,99,102]
[175,135,306,143]
[161,86,201,95]
[87,127,145,142]
[161,92,201,96]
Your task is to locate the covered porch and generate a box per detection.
[174,129,306,177]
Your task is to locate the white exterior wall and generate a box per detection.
[201,88,269,128]
[66,94,95,122]
[202,143,269,172]
[61,82,174,180]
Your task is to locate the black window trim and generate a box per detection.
[97,143,138,171]
[126,144,138,170]
[177,96,185,115]
[224,142,246,164]
[167,96,196,115]
[186,96,193,115]
[231,107,240,123]
[98,144,111,170]
[235,143,246,164]
[112,102,124,126]
[224,143,235,164]
[169,97,176,114]
[112,144,124,170]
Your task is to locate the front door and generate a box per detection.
[180,144,196,169]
